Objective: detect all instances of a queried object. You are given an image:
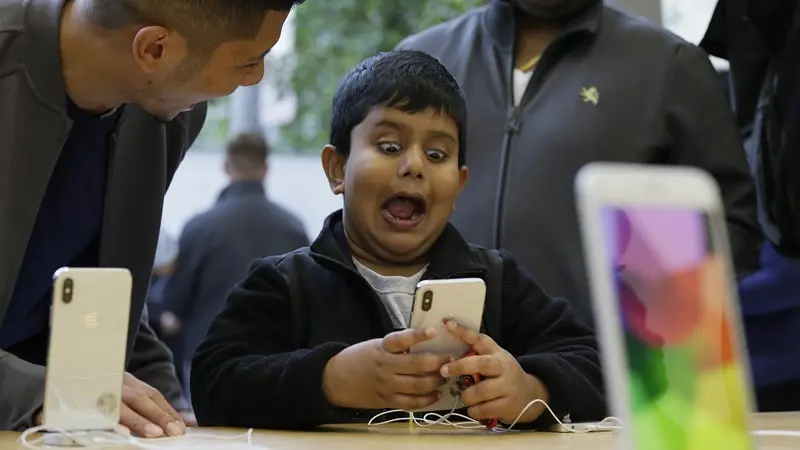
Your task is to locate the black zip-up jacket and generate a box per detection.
[703,0,800,257]
[191,210,604,430]
[397,0,762,327]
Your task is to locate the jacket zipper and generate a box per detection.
[491,36,561,249]
[492,107,520,248]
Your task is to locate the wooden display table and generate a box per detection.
[2,413,797,449]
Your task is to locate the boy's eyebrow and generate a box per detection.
[428,130,458,145]
[374,120,405,132]
[374,120,458,144]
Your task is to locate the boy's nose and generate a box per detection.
[399,149,425,179]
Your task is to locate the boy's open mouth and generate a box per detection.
[380,192,427,228]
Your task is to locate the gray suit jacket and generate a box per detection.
[0,0,206,430]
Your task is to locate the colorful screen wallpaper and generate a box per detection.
[602,208,751,450]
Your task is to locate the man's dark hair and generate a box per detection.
[329,50,468,167]
[86,0,305,51]
[226,132,269,174]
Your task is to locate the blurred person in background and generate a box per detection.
[702,0,800,412]
[398,0,761,327]
[155,132,310,402]
[153,230,179,279]
[0,0,301,434]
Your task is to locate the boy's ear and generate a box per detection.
[458,166,469,191]
[454,166,469,211]
[321,145,346,195]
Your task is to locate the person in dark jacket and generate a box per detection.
[702,0,800,412]
[191,50,604,431]
[702,0,800,256]
[0,0,300,436]
[397,0,762,327]
[155,132,309,401]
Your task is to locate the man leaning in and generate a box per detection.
[0,0,303,437]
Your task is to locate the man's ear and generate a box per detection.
[132,26,187,76]
[321,145,346,195]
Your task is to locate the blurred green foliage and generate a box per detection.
[277,0,485,153]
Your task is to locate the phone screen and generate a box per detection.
[601,207,752,450]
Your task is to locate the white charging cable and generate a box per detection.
[368,396,625,433]
[19,424,265,450]
[368,397,487,429]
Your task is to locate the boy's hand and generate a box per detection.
[322,327,450,411]
[440,320,549,425]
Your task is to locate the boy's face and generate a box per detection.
[322,107,468,264]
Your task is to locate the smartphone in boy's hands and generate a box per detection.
[407,278,486,412]
[322,278,486,412]
[321,327,450,411]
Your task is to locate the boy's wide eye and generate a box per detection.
[378,142,402,154]
[426,149,447,162]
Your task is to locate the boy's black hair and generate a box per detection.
[329,50,468,167]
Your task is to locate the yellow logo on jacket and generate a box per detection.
[580,86,600,106]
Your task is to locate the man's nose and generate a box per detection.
[241,63,266,87]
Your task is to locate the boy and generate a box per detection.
[190,50,605,430]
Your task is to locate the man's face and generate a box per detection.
[323,107,468,264]
[132,11,290,121]
[509,0,598,20]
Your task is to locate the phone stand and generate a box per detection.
[42,431,122,447]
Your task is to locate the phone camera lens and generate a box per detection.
[63,278,73,304]
[422,290,433,311]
